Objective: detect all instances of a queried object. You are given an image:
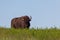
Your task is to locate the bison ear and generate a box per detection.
[21,18,24,21]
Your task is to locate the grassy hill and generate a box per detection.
[0,27,60,40]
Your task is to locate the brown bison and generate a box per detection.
[11,15,32,29]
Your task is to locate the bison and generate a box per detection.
[11,15,32,29]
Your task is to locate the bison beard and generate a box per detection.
[11,15,31,29]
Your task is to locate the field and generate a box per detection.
[0,27,60,40]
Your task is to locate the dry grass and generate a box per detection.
[0,27,60,40]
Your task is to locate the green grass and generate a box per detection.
[0,27,60,40]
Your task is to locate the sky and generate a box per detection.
[0,0,60,28]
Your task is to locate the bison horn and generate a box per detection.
[30,16,32,19]
[21,18,24,20]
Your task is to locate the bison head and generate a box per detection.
[21,15,32,22]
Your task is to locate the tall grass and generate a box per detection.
[0,27,60,40]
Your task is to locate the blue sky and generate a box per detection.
[0,0,60,28]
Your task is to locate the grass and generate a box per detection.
[0,27,60,40]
